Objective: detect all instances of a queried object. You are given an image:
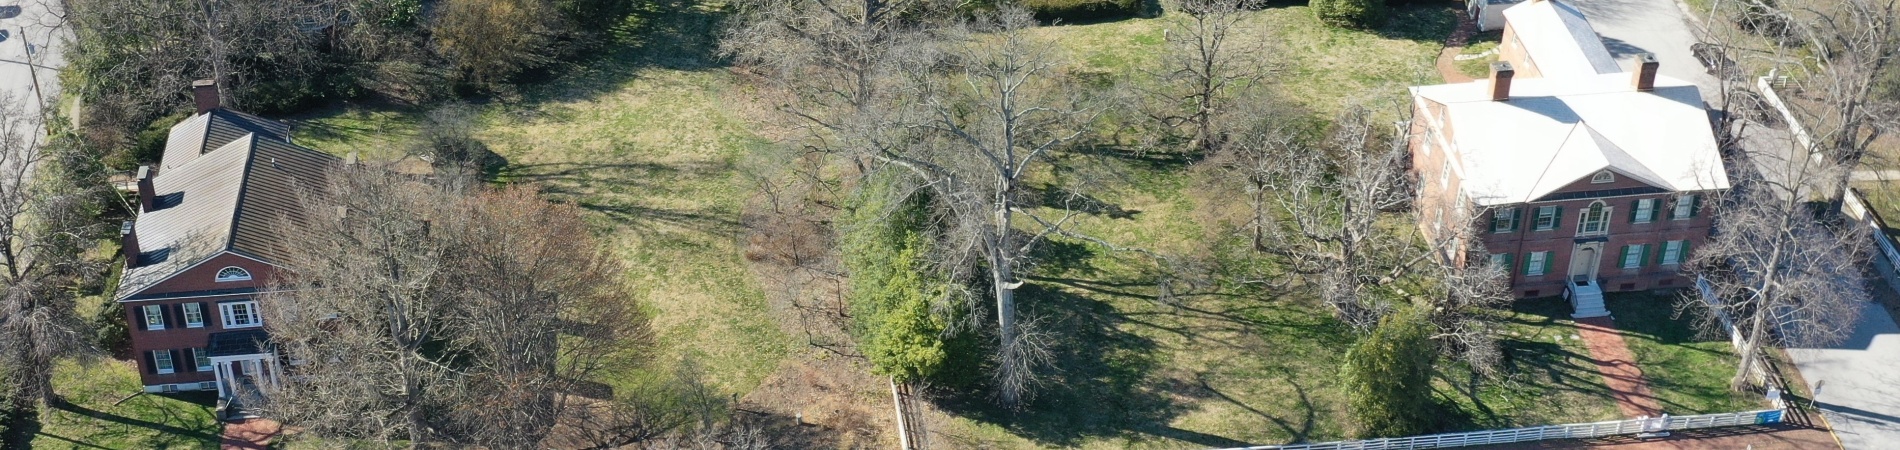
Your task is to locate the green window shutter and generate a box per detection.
[1682,240,1693,260]
[1655,242,1668,265]
[1524,253,1535,275]
[1640,244,1651,267]
[1504,253,1515,270]
[1618,245,1630,268]
[1511,208,1522,230]
[1629,200,1640,223]
[1553,206,1564,230]
[1691,195,1703,217]
[1542,252,1553,275]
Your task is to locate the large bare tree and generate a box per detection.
[1148,0,1270,154]
[1687,141,1871,391]
[0,93,105,438]
[873,9,1098,406]
[258,169,651,447]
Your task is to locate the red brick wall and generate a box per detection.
[123,252,280,387]
[1410,104,1719,298]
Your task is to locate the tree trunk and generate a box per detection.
[1731,303,1770,391]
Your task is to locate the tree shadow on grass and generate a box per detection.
[515,0,731,108]
[45,394,222,443]
[933,284,1214,447]
[512,160,743,234]
[1437,299,1625,431]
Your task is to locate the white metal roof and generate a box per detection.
[1502,0,1621,77]
[1412,73,1729,206]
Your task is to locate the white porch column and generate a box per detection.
[266,356,283,388]
[214,361,230,399]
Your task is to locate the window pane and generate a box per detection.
[145,305,163,328]
[195,349,212,371]
[154,351,174,373]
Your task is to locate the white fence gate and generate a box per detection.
[1219,409,1785,450]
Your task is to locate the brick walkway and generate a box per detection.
[1435,12,1480,83]
[220,418,279,450]
[1573,317,1663,418]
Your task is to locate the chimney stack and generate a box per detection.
[192,79,221,114]
[120,221,140,268]
[1631,53,1659,92]
[1488,62,1516,102]
[136,166,154,212]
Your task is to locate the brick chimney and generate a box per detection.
[1489,62,1515,102]
[136,165,154,212]
[120,221,140,268]
[192,79,221,114]
[1631,53,1659,92]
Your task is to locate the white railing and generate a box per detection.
[1220,409,1785,450]
[1843,188,1900,275]
[1756,75,1819,159]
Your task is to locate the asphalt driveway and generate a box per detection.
[1566,0,1723,105]
[1785,299,1900,450]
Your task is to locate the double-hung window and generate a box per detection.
[1673,194,1697,220]
[1632,199,1656,224]
[1662,240,1688,265]
[1533,205,1561,231]
[142,305,165,331]
[1526,251,1551,276]
[220,300,261,329]
[1492,207,1520,233]
[182,303,204,328]
[1621,244,1647,269]
[1578,201,1610,236]
[193,348,213,372]
[1489,253,1514,271]
[152,350,175,375]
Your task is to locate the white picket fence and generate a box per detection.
[1843,188,1900,275]
[1219,409,1785,450]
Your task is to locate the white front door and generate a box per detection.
[1570,244,1600,284]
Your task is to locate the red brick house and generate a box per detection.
[1409,0,1728,315]
[116,80,337,413]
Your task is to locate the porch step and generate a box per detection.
[1571,287,1610,319]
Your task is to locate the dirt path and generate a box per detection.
[1435,12,1479,83]
[1574,317,1663,418]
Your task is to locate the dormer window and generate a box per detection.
[215,266,252,282]
[1590,170,1615,184]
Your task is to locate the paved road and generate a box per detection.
[1785,301,1900,450]
[0,0,68,130]
[1568,0,1723,106]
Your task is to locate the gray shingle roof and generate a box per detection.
[119,110,338,301]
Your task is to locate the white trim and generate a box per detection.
[114,251,283,302]
[214,266,252,282]
[219,300,262,329]
[142,382,219,393]
[152,350,175,374]
[193,348,214,372]
[119,288,295,304]
[182,302,205,328]
[142,305,166,330]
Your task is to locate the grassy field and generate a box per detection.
[32,359,221,449]
[271,2,1760,448]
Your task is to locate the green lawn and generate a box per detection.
[34,359,222,449]
[1453,32,1503,80]
[274,2,1757,448]
[1604,291,1766,414]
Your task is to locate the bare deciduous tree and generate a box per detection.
[1250,107,1415,328]
[1687,146,1870,391]
[0,93,105,433]
[878,9,1097,407]
[1149,0,1270,153]
[259,169,653,447]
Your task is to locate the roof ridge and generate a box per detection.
[1519,122,1588,203]
[221,134,263,254]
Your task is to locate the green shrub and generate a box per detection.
[1311,0,1388,28]
[1020,0,1141,22]
[841,176,965,384]
[1341,305,1437,438]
